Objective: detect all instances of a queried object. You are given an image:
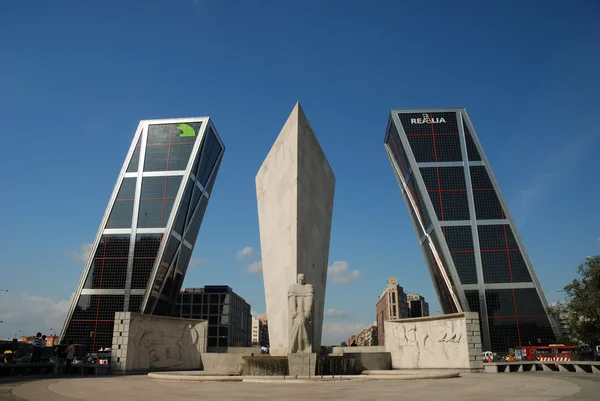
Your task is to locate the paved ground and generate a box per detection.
[4,372,600,400]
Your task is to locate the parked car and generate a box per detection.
[72,354,96,365]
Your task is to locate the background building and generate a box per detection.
[350,324,378,346]
[61,118,225,352]
[251,316,269,347]
[174,286,251,350]
[384,108,557,352]
[407,294,430,318]
[376,278,408,345]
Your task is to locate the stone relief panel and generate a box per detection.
[384,315,471,369]
[124,314,207,371]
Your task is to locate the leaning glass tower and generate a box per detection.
[384,108,557,352]
[61,118,224,351]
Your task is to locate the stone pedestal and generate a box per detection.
[287,353,317,377]
[256,102,335,356]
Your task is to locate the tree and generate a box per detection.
[556,255,600,348]
[340,341,348,347]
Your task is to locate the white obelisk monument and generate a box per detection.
[256,102,335,356]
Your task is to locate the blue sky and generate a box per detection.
[0,0,599,343]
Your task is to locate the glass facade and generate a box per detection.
[384,109,557,352]
[61,119,225,352]
[173,286,251,349]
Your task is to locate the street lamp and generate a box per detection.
[49,328,56,336]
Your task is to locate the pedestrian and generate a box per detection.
[31,332,42,363]
[65,340,75,375]
[40,335,47,362]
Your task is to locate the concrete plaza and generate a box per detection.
[4,373,600,401]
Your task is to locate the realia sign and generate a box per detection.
[410,113,446,125]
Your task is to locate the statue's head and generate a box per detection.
[297,273,305,285]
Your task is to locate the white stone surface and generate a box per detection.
[256,102,335,356]
[384,312,481,369]
[111,312,207,372]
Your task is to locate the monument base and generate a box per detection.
[287,353,317,377]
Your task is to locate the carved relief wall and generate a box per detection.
[111,312,207,372]
[384,312,482,369]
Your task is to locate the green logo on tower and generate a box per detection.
[177,123,196,137]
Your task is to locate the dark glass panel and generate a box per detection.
[462,119,483,161]
[509,252,533,282]
[158,253,177,300]
[481,251,511,283]
[168,143,194,171]
[129,295,143,313]
[462,118,471,134]
[200,144,222,187]
[197,128,223,187]
[186,185,202,226]
[203,157,222,195]
[84,235,130,289]
[153,298,171,316]
[486,290,515,318]
[173,180,195,234]
[428,191,470,221]
[470,166,493,189]
[440,192,470,220]
[191,136,206,179]
[106,178,136,229]
[451,253,478,284]
[115,178,136,200]
[385,120,411,176]
[184,196,208,245]
[420,167,466,191]
[518,316,556,347]
[407,175,432,231]
[465,134,482,161]
[131,234,162,289]
[140,176,182,199]
[444,226,473,251]
[488,317,519,352]
[464,290,480,314]
[143,146,169,172]
[107,201,134,229]
[152,237,180,293]
[434,135,462,162]
[195,128,216,177]
[514,289,546,316]
[177,244,193,275]
[473,190,504,220]
[407,136,435,162]
[70,294,124,321]
[478,225,518,251]
[138,200,175,228]
[146,124,172,145]
[421,241,457,314]
[126,136,142,172]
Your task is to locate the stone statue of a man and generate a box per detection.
[288,273,315,353]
